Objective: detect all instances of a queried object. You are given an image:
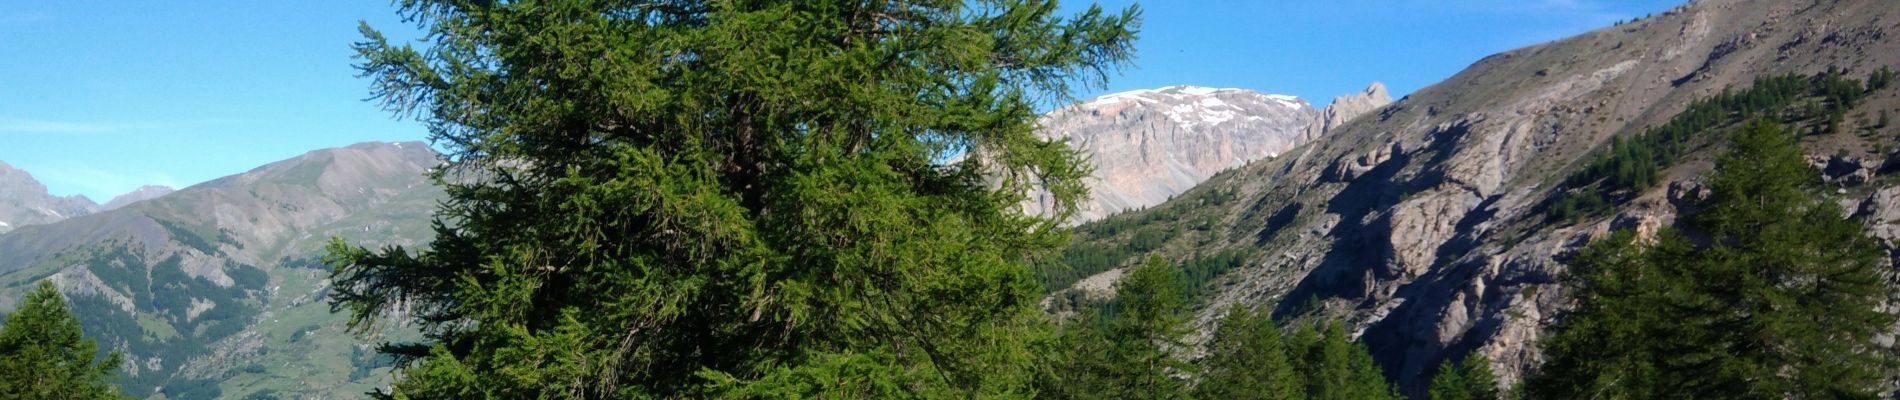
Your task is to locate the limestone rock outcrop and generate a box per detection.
[1036,86,1320,222]
[1304,82,1394,142]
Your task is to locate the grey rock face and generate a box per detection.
[0,161,100,233]
[1304,82,1395,142]
[1036,86,1319,222]
[1855,186,1900,245]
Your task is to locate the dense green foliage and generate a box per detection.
[1040,222,1180,293]
[160,377,226,399]
[1868,66,1896,92]
[1045,259,1398,400]
[1531,120,1896,398]
[1178,248,1249,299]
[0,282,126,400]
[1427,352,1497,400]
[1043,247,1251,327]
[328,0,1138,397]
[1547,72,1874,222]
[1035,185,1241,294]
[1193,306,1301,400]
[1044,257,1193,399]
[1286,321,1401,400]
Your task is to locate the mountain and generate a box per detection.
[0,141,441,399]
[102,185,175,210]
[1036,85,1323,222]
[0,161,101,233]
[1303,82,1394,142]
[1043,0,1900,393]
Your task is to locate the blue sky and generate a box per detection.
[0,0,1682,201]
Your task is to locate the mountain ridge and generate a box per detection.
[1304,82,1394,142]
[0,140,441,398]
[102,185,175,211]
[1045,0,1900,393]
[0,160,102,233]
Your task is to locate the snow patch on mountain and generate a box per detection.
[1034,85,1321,222]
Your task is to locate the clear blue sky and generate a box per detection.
[0,0,1683,202]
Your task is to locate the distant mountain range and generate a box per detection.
[0,161,106,234]
[102,185,176,211]
[0,164,178,235]
[0,142,440,398]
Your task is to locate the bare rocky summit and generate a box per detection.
[1036,85,1321,222]
[1304,82,1394,142]
[0,161,100,233]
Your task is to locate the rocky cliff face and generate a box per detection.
[1304,82,1394,142]
[1052,0,1900,393]
[1036,86,1320,222]
[0,161,100,233]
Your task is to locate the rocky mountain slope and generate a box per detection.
[1304,82,1394,142]
[0,141,441,399]
[1046,0,1900,393]
[0,161,102,233]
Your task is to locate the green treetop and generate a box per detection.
[1427,351,1497,400]
[1044,256,1192,399]
[1289,321,1398,400]
[1103,257,1193,399]
[1532,119,1896,399]
[0,281,127,400]
[326,0,1138,398]
[1194,305,1301,400]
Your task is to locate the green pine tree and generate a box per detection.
[326,1,1138,398]
[1527,231,1666,398]
[1532,119,1896,398]
[0,281,127,400]
[1826,110,1844,134]
[1050,257,1191,399]
[1039,313,1112,399]
[1294,321,1397,400]
[1427,360,1464,400]
[1194,305,1300,400]
[1427,351,1497,400]
[1107,257,1193,399]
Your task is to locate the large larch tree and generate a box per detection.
[325,0,1138,398]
